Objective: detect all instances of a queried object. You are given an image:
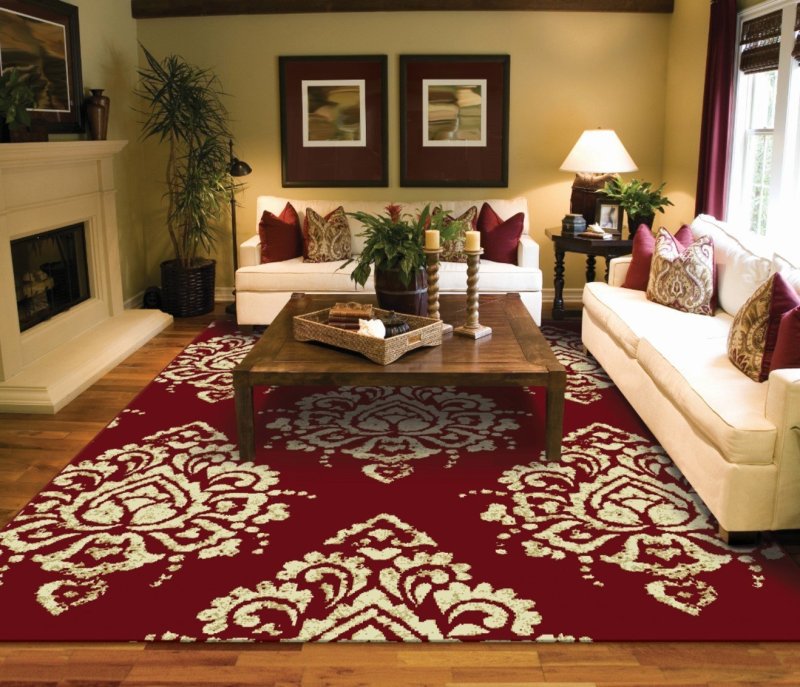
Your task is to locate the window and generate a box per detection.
[728,1,800,255]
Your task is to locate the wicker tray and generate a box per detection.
[293,307,442,365]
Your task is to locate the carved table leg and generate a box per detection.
[553,248,566,320]
[586,254,596,283]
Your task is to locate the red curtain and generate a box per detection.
[695,0,737,219]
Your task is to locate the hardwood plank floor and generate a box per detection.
[0,304,798,686]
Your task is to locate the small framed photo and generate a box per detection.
[596,200,622,233]
[279,55,387,187]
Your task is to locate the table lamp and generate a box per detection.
[226,139,252,316]
[559,128,637,225]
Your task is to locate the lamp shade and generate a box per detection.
[559,129,638,174]
[230,157,252,177]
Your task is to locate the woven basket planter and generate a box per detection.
[160,258,215,317]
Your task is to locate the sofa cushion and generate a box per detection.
[236,257,359,293]
[646,229,714,316]
[477,202,525,265]
[728,273,800,382]
[303,206,352,262]
[583,281,731,359]
[772,306,800,372]
[437,258,541,293]
[691,214,771,316]
[622,225,693,291]
[636,335,776,465]
[258,203,302,264]
[440,206,478,263]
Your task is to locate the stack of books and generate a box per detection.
[327,302,374,330]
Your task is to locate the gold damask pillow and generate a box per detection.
[303,206,352,263]
[727,273,800,382]
[646,228,714,316]
[440,206,478,263]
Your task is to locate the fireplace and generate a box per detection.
[0,141,172,413]
[12,222,91,332]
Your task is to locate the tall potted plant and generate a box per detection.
[345,204,465,315]
[136,46,233,317]
[600,177,674,238]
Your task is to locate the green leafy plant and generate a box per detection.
[601,177,674,219]
[0,68,35,130]
[135,45,233,267]
[344,204,465,288]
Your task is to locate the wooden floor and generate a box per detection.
[1,304,799,686]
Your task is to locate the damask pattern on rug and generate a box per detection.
[468,422,783,617]
[263,386,522,483]
[0,421,312,617]
[155,331,258,403]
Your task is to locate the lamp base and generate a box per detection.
[570,172,616,225]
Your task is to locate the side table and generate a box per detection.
[544,228,633,320]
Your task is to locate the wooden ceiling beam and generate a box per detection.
[131,0,674,19]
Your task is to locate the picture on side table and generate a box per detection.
[400,55,509,187]
[0,0,84,133]
[596,200,623,232]
[279,55,387,187]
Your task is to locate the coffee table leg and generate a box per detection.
[234,374,255,461]
[545,370,566,461]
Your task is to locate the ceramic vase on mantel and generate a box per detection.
[85,89,110,141]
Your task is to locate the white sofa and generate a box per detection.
[582,215,800,539]
[235,195,543,326]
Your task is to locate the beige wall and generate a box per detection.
[136,11,673,292]
[63,0,147,303]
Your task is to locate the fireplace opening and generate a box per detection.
[11,223,91,332]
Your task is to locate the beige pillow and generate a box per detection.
[440,206,478,263]
[646,228,714,316]
[302,206,352,263]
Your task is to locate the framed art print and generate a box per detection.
[0,0,84,133]
[596,200,623,232]
[279,55,387,187]
[400,55,509,187]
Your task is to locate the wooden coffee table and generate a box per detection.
[233,293,566,461]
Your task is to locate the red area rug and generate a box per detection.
[1,320,799,641]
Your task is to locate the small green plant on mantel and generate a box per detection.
[345,203,465,288]
[601,177,674,224]
[0,68,35,132]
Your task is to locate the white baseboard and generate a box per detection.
[124,290,144,309]
[541,287,584,305]
[216,287,234,302]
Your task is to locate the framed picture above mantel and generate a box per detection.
[0,0,84,134]
[279,55,388,187]
[400,54,509,188]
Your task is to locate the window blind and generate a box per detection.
[740,9,782,73]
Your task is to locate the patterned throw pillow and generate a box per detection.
[302,206,352,263]
[622,225,693,291]
[727,273,800,382]
[646,228,715,316]
[440,206,478,263]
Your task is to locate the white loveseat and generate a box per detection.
[582,214,800,539]
[235,195,543,326]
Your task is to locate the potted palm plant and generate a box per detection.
[345,204,465,316]
[136,46,233,317]
[600,177,674,238]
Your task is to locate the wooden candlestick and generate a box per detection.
[424,248,453,334]
[454,248,492,339]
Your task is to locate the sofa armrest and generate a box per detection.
[518,234,539,269]
[766,368,800,451]
[608,255,633,287]
[240,234,261,268]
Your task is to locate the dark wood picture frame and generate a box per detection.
[400,54,509,187]
[279,55,388,187]
[595,199,623,233]
[0,0,84,134]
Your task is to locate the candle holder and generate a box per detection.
[454,248,492,339]
[424,247,453,334]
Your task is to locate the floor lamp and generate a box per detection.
[226,139,252,316]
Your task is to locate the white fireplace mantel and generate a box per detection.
[0,141,172,413]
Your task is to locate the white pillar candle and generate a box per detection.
[425,229,440,250]
[464,230,481,251]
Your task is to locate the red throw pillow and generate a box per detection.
[622,225,693,291]
[258,203,302,264]
[769,305,800,373]
[476,203,524,265]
